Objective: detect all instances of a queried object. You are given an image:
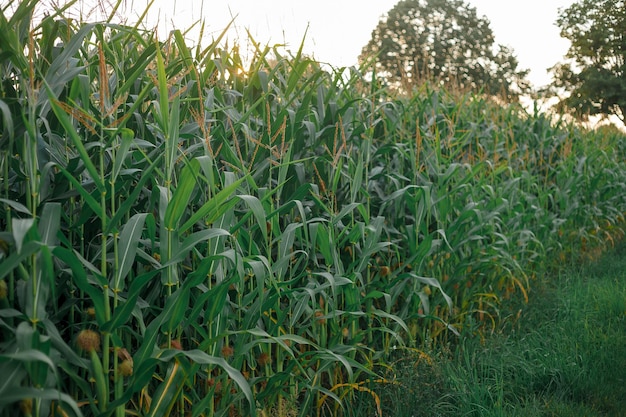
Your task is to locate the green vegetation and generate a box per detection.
[550,0,626,126]
[1,1,625,416]
[360,0,529,100]
[361,243,626,417]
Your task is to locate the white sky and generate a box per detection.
[124,0,576,88]
[45,0,576,87]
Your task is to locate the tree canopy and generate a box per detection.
[359,0,529,101]
[551,0,626,125]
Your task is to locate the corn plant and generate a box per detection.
[1,1,626,417]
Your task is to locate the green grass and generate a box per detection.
[364,243,626,416]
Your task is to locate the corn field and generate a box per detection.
[1,1,626,416]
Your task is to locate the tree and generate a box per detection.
[551,0,626,125]
[359,0,529,101]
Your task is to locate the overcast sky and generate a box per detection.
[131,0,576,87]
[60,0,577,87]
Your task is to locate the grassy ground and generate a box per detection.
[365,243,626,417]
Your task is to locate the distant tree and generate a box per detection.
[359,0,529,101]
[551,0,626,125]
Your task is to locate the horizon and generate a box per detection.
[20,0,623,128]
[34,0,575,88]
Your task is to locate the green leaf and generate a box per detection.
[54,163,106,220]
[0,198,31,216]
[38,202,61,246]
[0,241,40,281]
[45,88,105,193]
[145,359,186,417]
[154,44,170,135]
[0,387,83,417]
[134,288,184,366]
[0,349,58,376]
[166,287,189,335]
[53,247,107,325]
[115,42,157,98]
[106,153,163,234]
[111,128,135,183]
[158,349,256,415]
[42,318,89,369]
[371,308,410,335]
[201,276,234,323]
[164,158,199,230]
[112,213,148,292]
[38,22,96,117]
[411,273,454,311]
[12,218,34,254]
[0,361,26,397]
[237,194,267,238]
[101,270,158,333]
[166,228,231,266]
[179,175,247,233]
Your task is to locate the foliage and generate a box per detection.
[551,0,626,125]
[359,0,530,100]
[358,244,626,417]
[1,1,626,416]
[442,244,626,417]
